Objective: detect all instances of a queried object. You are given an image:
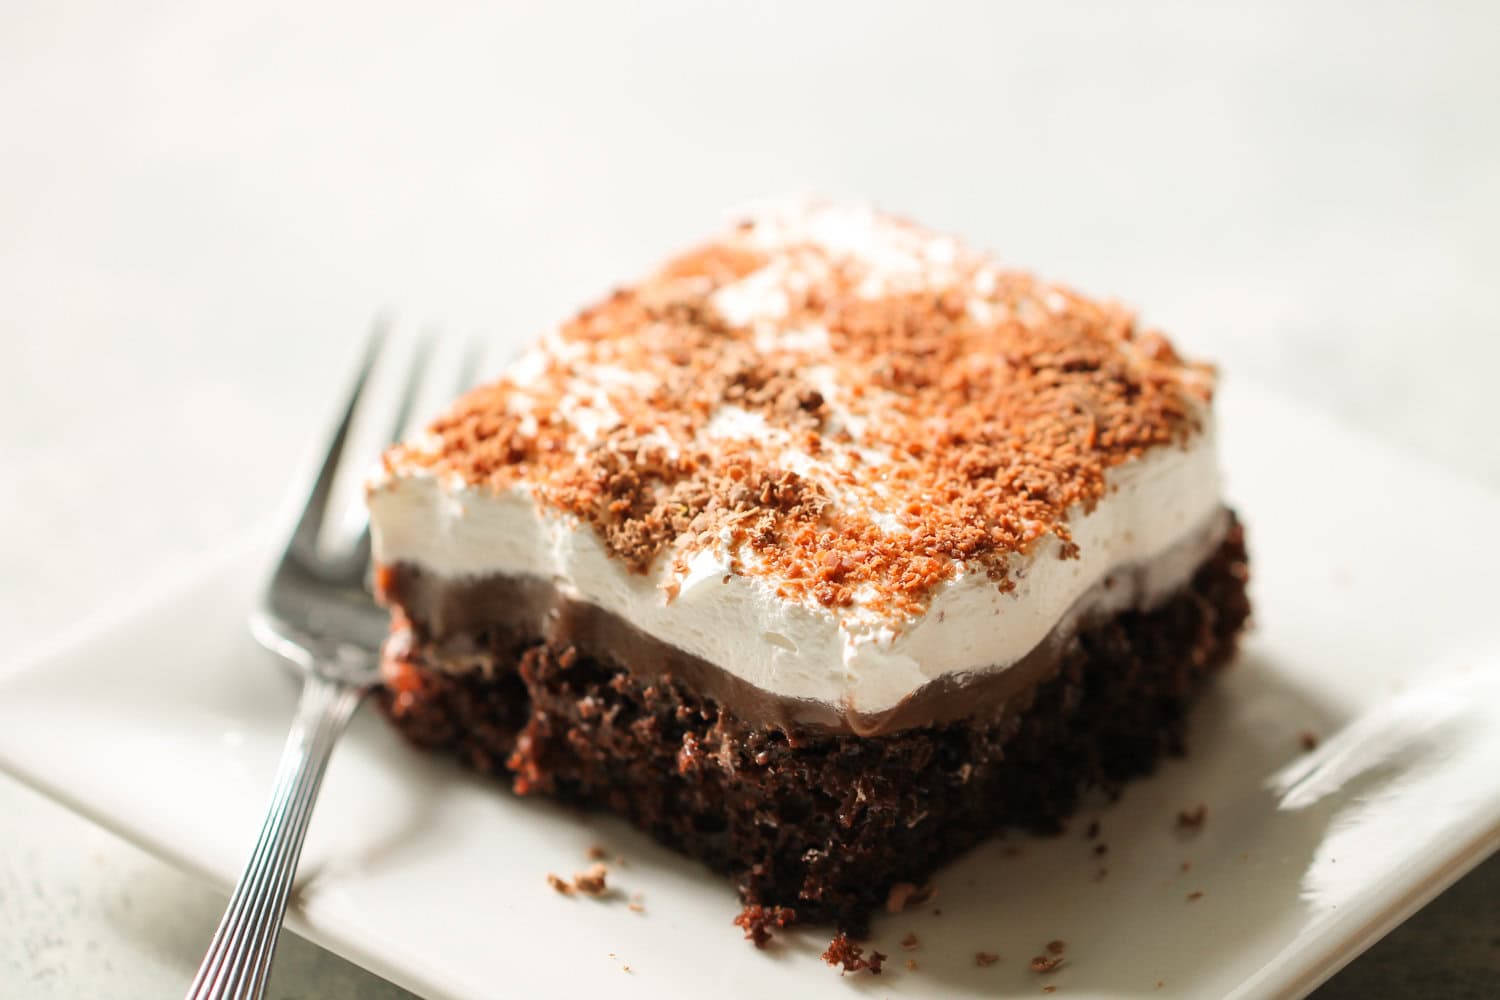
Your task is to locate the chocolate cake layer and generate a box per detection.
[378,508,1230,737]
[376,516,1250,931]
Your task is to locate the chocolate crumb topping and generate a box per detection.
[384,202,1214,619]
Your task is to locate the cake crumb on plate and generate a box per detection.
[822,933,885,975]
[733,904,796,948]
[1177,804,1208,830]
[885,881,935,912]
[572,863,608,896]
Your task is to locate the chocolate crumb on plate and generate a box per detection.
[586,844,608,861]
[905,958,919,972]
[1031,954,1064,973]
[1187,890,1205,902]
[885,881,936,913]
[1046,940,1067,955]
[899,932,921,951]
[546,873,574,896]
[1177,804,1208,830]
[975,952,1000,967]
[733,904,796,948]
[822,933,884,975]
[1300,730,1320,751]
[572,863,608,896]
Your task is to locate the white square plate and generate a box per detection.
[3,382,1498,1000]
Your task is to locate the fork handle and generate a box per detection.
[186,674,365,1000]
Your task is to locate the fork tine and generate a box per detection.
[340,335,438,577]
[453,336,485,396]
[388,334,436,444]
[289,322,390,552]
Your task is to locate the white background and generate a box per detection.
[2,2,1496,996]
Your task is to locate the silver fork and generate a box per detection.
[186,326,477,1000]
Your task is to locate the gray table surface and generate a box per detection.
[3,2,1497,996]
